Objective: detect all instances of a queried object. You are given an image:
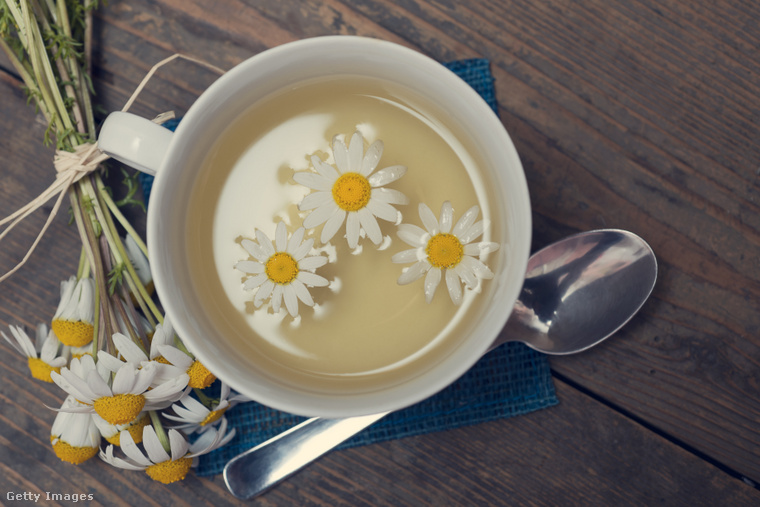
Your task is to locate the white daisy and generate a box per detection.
[50,354,188,425]
[164,382,250,433]
[392,201,500,305]
[2,323,67,382]
[51,275,95,347]
[235,222,329,318]
[294,131,409,249]
[50,395,101,465]
[100,419,235,484]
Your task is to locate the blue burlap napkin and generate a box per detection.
[139,59,558,477]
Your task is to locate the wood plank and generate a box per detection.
[0,0,758,502]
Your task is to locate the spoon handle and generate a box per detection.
[223,335,511,499]
[223,412,389,499]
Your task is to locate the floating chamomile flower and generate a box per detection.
[294,131,409,249]
[51,354,188,425]
[2,323,67,382]
[235,222,329,318]
[51,276,95,347]
[50,395,101,465]
[164,382,250,434]
[100,420,235,484]
[392,201,500,305]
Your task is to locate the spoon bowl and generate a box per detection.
[504,229,657,354]
[224,228,658,499]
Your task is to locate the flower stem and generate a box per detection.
[149,410,172,454]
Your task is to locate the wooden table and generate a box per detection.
[1,1,758,505]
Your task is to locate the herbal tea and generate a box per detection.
[186,76,502,393]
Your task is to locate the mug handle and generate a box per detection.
[97,111,174,175]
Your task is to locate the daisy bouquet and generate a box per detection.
[0,0,243,484]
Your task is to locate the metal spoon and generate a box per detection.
[223,229,657,499]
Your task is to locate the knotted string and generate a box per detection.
[0,54,226,283]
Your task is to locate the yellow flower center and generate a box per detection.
[201,407,228,426]
[105,414,150,446]
[28,357,59,383]
[51,319,94,347]
[187,360,216,389]
[145,457,193,484]
[50,437,98,465]
[93,394,146,425]
[153,355,172,365]
[265,252,299,285]
[332,172,371,211]
[426,233,464,269]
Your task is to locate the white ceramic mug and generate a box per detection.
[97,36,532,417]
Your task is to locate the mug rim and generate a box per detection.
[148,35,532,417]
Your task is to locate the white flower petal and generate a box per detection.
[461,255,495,279]
[255,279,275,304]
[346,212,361,248]
[291,280,314,306]
[368,165,406,187]
[39,331,61,363]
[291,237,315,261]
[419,203,439,235]
[112,333,148,364]
[445,269,463,305]
[366,197,401,223]
[362,140,383,176]
[358,207,382,245]
[332,137,349,174]
[304,201,339,229]
[286,227,306,254]
[454,263,479,290]
[168,429,190,461]
[8,326,36,357]
[298,255,327,270]
[283,285,299,317]
[371,187,409,205]
[453,205,480,238]
[241,239,269,263]
[311,155,340,181]
[319,207,346,243]
[299,191,333,211]
[158,345,194,370]
[397,260,430,285]
[464,241,500,257]
[424,267,442,304]
[439,201,454,234]
[296,271,329,287]
[460,221,487,245]
[143,426,171,464]
[97,351,126,373]
[391,248,422,264]
[275,222,288,252]
[397,224,429,247]
[235,260,265,274]
[293,171,334,192]
[100,444,146,471]
[120,430,153,467]
[347,131,364,173]
[243,273,268,291]
[110,364,139,395]
[271,285,284,313]
[87,369,114,398]
[255,229,276,258]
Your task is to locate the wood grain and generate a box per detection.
[1,0,759,504]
